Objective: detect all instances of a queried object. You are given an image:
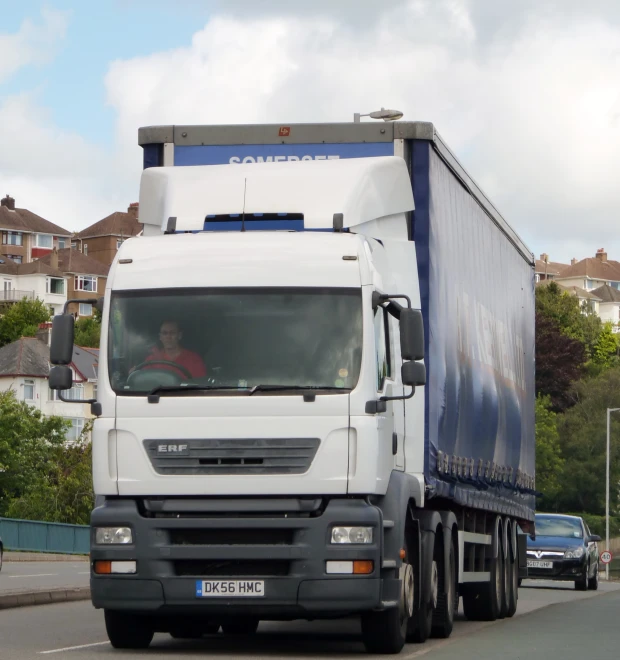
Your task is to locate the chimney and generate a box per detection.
[50,247,59,270]
[127,202,139,219]
[596,248,607,262]
[1,194,15,210]
[571,258,577,266]
[36,322,52,347]
[540,253,548,263]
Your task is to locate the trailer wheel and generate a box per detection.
[361,530,414,654]
[462,546,503,622]
[431,533,455,638]
[506,548,519,617]
[500,535,511,618]
[104,610,154,650]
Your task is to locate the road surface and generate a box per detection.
[0,562,90,595]
[1,579,619,659]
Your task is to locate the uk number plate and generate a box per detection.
[195,580,265,597]
[527,560,553,569]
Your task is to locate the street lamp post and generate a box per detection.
[353,108,404,123]
[606,407,620,580]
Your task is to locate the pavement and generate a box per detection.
[0,579,619,659]
[0,559,90,610]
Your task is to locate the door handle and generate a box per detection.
[392,432,398,456]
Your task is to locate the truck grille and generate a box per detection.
[144,438,320,475]
[174,560,290,577]
[169,528,295,546]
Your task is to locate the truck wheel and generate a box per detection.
[462,548,503,622]
[506,547,518,617]
[431,534,455,638]
[575,565,589,591]
[408,530,436,644]
[104,610,154,650]
[221,618,259,635]
[361,535,414,654]
[500,537,511,618]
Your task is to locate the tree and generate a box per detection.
[592,322,619,370]
[535,395,564,507]
[555,366,620,515]
[536,282,601,358]
[0,390,68,512]
[74,313,101,348]
[0,298,51,347]
[535,312,586,412]
[5,428,94,525]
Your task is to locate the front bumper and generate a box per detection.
[90,497,396,619]
[526,556,587,581]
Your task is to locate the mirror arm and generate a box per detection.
[57,392,101,417]
[372,291,412,311]
[380,386,415,402]
[62,297,100,315]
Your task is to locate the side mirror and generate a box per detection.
[49,365,72,390]
[402,360,426,387]
[400,309,424,361]
[588,534,601,543]
[50,315,75,365]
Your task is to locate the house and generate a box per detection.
[536,279,602,314]
[0,335,98,442]
[37,248,109,317]
[591,284,620,332]
[534,253,569,282]
[555,249,620,292]
[74,203,142,267]
[0,195,72,264]
[0,253,68,316]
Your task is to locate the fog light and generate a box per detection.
[330,526,373,544]
[95,527,133,545]
[94,560,137,575]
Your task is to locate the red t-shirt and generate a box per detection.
[145,347,207,379]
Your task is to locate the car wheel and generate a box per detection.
[588,564,599,591]
[575,565,588,591]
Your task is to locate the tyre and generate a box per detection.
[407,531,436,644]
[361,528,415,654]
[221,618,259,635]
[575,565,588,591]
[104,610,154,650]
[462,545,503,622]
[588,564,599,591]
[431,533,456,639]
[500,537,511,618]
[506,547,519,617]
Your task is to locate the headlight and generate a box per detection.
[95,527,133,544]
[564,546,585,559]
[331,526,373,544]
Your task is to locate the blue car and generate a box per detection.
[526,513,601,590]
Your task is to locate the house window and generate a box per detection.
[64,417,85,443]
[50,383,84,401]
[2,231,23,246]
[535,274,540,283]
[23,379,35,401]
[71,241,78,250]
[83,243,88,256]
[74,275,97,292]
[8,254,22,264]
[46,277,65,295]
[116,239,124,249]
[58,238,66,249]
[34,234,53,248]
[3,279,12,294]
[79,302,93,316]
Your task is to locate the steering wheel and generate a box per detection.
[130,360,193,379]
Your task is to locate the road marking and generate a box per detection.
[39,641,109,654]
[9,573,56,578]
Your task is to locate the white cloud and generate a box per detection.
[0,8,69,84]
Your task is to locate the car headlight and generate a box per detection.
[331,526,373,544]
[95,527,133,545]
[564,546,584,559]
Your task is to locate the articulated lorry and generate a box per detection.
[50,120,536,654]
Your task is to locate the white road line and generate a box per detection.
[39,641,109,654]
[9,573,56,578]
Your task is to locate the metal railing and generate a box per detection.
[0,517,89,555]
[0,289,35,302]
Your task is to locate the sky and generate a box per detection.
[1,0,620,264]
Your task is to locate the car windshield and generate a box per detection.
[107,287,362,395]
[535,516,583,539]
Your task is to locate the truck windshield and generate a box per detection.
[107,287,362,395]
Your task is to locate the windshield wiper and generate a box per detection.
[248,385,349,396]
[147,384,241,402]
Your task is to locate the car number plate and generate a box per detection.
[527,560,553,569]
[195,580,265,597]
